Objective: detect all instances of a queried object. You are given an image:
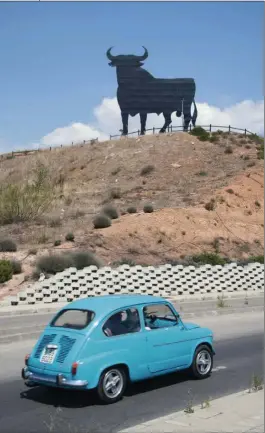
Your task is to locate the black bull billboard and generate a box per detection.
[106,46,198,136]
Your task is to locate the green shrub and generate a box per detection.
[0,260,13,283]
[54,239,62,247]
[209,135,219,143]
[36,254,74,275]
[65,232,75,242]
[127,206,137,214]
[247,255,264,264]
[190,127,210,142]
[191,253,227,266]
[10,260,22,275]
[140,165,155,176]
[143,204,154,213]
[197,171,208,176]
[0,238,17,252]
[102,205,119,220]
[67,251,102,270]
[226,189,234,194]
[93,214,112,229]
[0,162,57,225]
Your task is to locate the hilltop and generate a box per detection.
[0,129,263,299]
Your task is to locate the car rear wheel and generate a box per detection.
[97,367,127,404]
[191,345,213,379]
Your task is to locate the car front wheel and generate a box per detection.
[97,367,127,404]
[191,345,213,379]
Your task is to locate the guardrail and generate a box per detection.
[109,124,255,140]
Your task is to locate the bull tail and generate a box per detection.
[192,99,198,126]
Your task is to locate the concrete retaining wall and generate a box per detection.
[2,262,264,307]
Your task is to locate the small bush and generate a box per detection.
[10,260,22,275]
[255,200,261,208]
[140,165,155,176]
[257,143,264,160]
[29,248,37,255]
[49,218,62,228]
[226,189,234,194]
[54,239,62,247]
[112,258,136,267]
[143,204,154,213]
[0,260,13,283]
[247,255,264,264]
[191,253,227,266]
[190,127,210,142]
[247,161,256,167]
[36,254,74,275]
[111,167,121,176]
[93,214,112,229]
[110,187,122,199]
[205,199,215,211]
[127,206,137,214]
[65,232,75,242]
[0,162,57,225]
[0,238,17,252]
[102,205,119,220]
[209,135,219,143]
[224,146,233,154]
[37,233,49,244]
[197,171,208,176]
[68,251,102,269]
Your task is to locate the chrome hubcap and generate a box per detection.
[196,350,212,375]
[103,370,123,399]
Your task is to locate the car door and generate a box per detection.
[143,303,193,373]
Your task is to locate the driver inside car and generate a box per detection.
[103,312,128,336]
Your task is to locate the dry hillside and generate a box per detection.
[0,130,264,299]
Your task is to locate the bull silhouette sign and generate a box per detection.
[106,46,198,136]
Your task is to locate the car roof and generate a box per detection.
[62,294,168,318]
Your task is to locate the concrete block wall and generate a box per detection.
[2,262,264,307]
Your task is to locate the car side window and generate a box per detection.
[103,308,141,337]
[143,304,178,330]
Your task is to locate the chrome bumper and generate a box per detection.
[21,367,88,388]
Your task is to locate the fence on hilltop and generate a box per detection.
[0,125,259,161]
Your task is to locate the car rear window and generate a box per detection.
[51,309,95,330]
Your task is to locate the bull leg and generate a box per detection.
[160,112,172,133]
[121,112,129,136]
[140,113,147,135]
[183,111,192,132]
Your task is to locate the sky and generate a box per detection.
[0,1,263,152]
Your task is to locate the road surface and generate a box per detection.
[0,312,263,433]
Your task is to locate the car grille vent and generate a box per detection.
[56,335,76,363]
[34,334,57,359]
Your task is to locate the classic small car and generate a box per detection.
[22,294,215,403]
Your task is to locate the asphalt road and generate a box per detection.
[0,319,263,433]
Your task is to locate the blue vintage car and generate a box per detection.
[22,295,215,403]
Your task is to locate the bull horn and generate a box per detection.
[106,47,116,61]
[138,46,148,61]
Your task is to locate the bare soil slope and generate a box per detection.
[0,131,263,299]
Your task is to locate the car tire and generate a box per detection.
[190,345,213,379]
[97,367,127,404]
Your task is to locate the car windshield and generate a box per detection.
[50,309,95,330]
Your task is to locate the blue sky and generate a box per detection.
[0,1,263,151]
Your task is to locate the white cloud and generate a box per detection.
[37,98,264,148]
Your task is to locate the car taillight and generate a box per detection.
[25,354,30,366]
[71,362,78,376]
